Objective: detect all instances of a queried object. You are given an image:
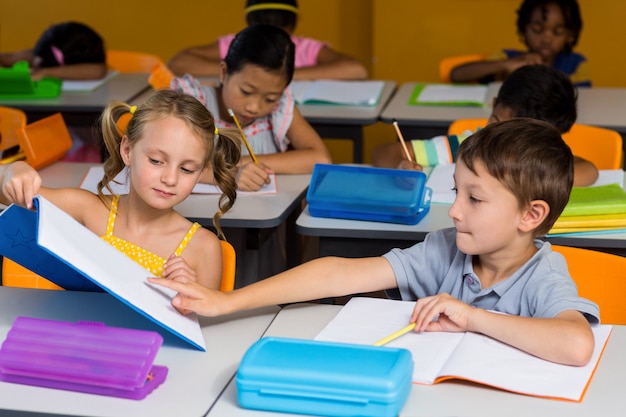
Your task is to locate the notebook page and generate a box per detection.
[425,164,456,203]
[314,297,464,384]
[416,84,487,105]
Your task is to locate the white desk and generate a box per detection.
[34,162,311,286]
[0,73,150,127]
[209,303,626,417]
[0,286,279,417]
[380,82,626,144]
[132,80,397,163]
[297,203,626,258]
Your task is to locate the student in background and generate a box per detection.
[168,0,368,80]
[450,0,590,87]
[171,23,332,191]
[0,90,241,289]
[151,119,599,367]
[0,21,107,80]
[372,65,599,186]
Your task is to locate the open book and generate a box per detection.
[409,84,488,106]
[290,80,384,106]
[61,70,120,92]
[315,297,611,402]
[0,196,206,351]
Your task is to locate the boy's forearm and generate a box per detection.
[467,308,594,366]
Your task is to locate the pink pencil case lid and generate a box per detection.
[0,316,167,400]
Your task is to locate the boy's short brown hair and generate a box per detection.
[457,118,573,236]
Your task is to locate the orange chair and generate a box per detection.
[0,106,27,155]
[439,54,487,83]
[16,113,73,170]
[447,118,487,135]
[552,245,626,325]
[106,50,164,73]
[562,124,623,170]
[2,240,236,292]
[448,119,624,170]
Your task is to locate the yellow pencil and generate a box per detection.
[373,323,416,347]
[228,108,258,164]
[392,119,414,163]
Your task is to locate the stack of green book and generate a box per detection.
[549,184,626,235]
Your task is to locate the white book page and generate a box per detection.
[79,166,277,194]
[439,325,612,401]
[417,84,487,104]
[314,297,464,384]
[35,195,206,350]
[590,169,624,188]
[426,163,456,204]
[291,80,384,105]
[61,70,120,92]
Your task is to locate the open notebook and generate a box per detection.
[290,80,385,106]
[315,297,611,402]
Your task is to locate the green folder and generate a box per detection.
[408,83,487,107]
[561,183,626,217]
[0,61,62,99]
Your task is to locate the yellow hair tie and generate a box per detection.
[129,105,137,115]
[245,3,298,14]
[214,126,219,135]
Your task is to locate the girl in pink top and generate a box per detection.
[168,0,367,80]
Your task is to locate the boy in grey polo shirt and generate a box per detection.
[151,118,599,367]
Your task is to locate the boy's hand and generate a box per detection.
[410,293,475,332]
[1,161,41,209]
[147,276,228,317]
[236,161,273,191]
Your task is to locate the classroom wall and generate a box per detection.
[1,0,624,163]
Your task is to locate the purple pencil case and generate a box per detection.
[0,316,167,400]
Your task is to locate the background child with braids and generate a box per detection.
[0,89,241,289]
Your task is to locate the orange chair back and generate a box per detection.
[447,118,487,135]
[552,245,626,325]
[16,113,72,170]
[439,54,487,83]
[562,124,623,170]
[0,106,27,154]
[2,239,236,292]
[107,50,164,73]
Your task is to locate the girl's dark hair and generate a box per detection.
[34,21,105,67]
[245,0,298,32]
[98,90,241,239]
[224,23,295,86]
[495,65,577,133]
[517,0,583,51]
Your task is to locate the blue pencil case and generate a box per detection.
[236,337,413,417]
[307,164,432,225]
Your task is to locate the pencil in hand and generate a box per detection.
[227,108,258,164]
[392,119,414,163]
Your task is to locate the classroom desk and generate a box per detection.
[36,162,311,286]
[379,82,498,138]
[0,73,150,127]
[297,81,397,163]
[209,303,626,417]
[297,203,626,258]
[380,82,626,143]
[131,80,397,163]
[0,286,280,417]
